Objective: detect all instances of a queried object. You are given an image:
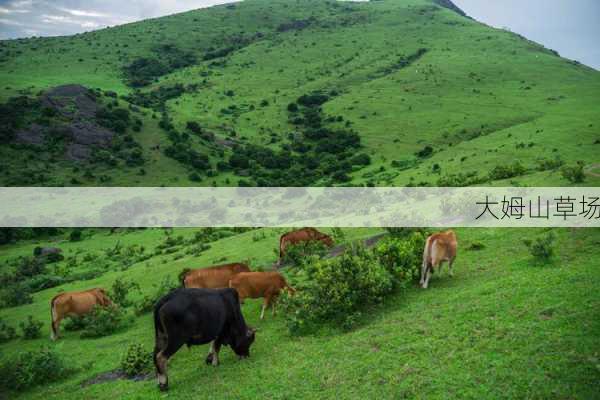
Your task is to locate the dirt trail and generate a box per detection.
[585,163,600,177]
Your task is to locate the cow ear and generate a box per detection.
[247,327,257,336]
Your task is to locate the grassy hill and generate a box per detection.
[0,227,598,399]
[1,0,598,186]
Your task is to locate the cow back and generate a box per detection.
[184,263,250,289]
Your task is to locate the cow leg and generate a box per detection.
[423,265,433,289]
[420,260,428,287]
[205,341,222,367]
[154,340,182,391]
[448,259,454,277]
[154,349,169,391]
[51,315,62,341]
[272,297,277,317]
[260,295,271,320]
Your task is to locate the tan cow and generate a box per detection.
[420,230,457,289]
[229,271,295,320]
[182,263,251,289]
[50,288,113,340]
[278,227,334,265]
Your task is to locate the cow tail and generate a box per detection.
[422,237,431,273]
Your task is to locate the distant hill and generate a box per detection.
[0,0,598,187]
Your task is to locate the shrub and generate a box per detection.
[373,233,425,287]
[415,145,433,158]
[110,278,140,307]
[524,231,556,263]
[466,241,485,251]
[537,157,564,171]
[282,240,328,266]
[121,343,153,377]
[0,348,73,391]
[561,162,585,183]
[63,315,88,331]
[281,246,393,335]
[69,229,83,242]
[0,317,16,343]
[1,283,33,308]
[80,305,129,338]
[134,276,178,315]
[16,256,46,278]
[19,315,43,340]
[488,162,526,180]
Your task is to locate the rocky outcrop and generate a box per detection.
[40,84,100,119]
[15,84,115,161]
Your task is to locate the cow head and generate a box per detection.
[319,234,334,247]
[232,327,256,359]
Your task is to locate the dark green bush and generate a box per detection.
[80,305,130,338]
[134,276,178,316]
[0,317,16,343]
[466,241,486,251]
[17,256,46,278]
[0,348,74,391]
[19,315,43,340]
[488,161,526,180]
[120,343,153,377]
[63,315,88,331]
[1,283,33,308]
[110,278,140,307]
[524,231,556,263]
[69,229,83,242]
[561,162,585,183]
[415,145,434,158]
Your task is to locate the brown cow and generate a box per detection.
[420,230,457,289]
[182,263,251,289]
[229,272,295,320]
[50,288,113,340]
[278,227,334,265]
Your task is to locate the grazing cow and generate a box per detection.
[153,288,256,391]
[50,288,113,340]
[182,262,250,289]
[278,227,334,265]
[229,271,295,320]
[420,230,457,289]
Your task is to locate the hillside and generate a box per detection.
[0,227,598,399]
[0,0,599,186]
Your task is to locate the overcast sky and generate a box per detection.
[0,0,598,70]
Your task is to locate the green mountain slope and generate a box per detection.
[0,0,598,186]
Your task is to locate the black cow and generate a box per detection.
[153,288,256,391]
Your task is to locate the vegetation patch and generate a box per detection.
[0,348,75,392]
[123,44,196,87]
[281,233,424,335]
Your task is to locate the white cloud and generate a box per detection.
[56,7,109,18]
[0,17,25,26]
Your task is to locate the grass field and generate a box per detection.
[0,0,598,186]
[0,227,599,399]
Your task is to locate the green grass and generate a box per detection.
[0,0,598,186]
[0,227,599,399]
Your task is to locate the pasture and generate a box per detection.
[1,227,599,399]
